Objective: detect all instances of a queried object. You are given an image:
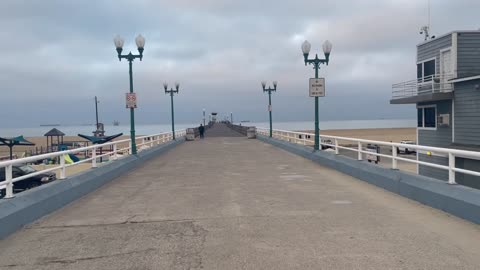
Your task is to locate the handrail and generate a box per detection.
[392,74,454,99]
[1,129,187,199]
[256,127,480,185]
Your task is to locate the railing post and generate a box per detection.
[141,138,145,149]
[448,153,456,184]
[357,142,363,161]
[303,135,306,146]
[113,144,118,160]
[60,155,66,179]
[92,146,97,168]
[335,139,339,155]
[391,145,398,170]
[5,164,14,199]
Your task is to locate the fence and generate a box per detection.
[256,127,480,185]
[0,130,186,199]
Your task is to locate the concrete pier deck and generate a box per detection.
[0,124,479,269]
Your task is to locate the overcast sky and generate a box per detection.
[1,0,479,127]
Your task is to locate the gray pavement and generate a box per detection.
[1,125,480,269]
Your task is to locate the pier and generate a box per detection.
[1,123,479,269]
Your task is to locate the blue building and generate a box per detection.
[391,30,480,189]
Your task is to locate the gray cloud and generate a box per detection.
[0,0,479,128]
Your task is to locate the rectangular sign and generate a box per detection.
[309,78,325,97]
[126,93,137,109]
[268,105,272,112]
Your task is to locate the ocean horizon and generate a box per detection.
[1,119,416,137]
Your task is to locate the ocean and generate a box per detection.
[1,119,416,137]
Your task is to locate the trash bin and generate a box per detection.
[247,127,256,139]
[366,144,380,164]
[186,128,195,141]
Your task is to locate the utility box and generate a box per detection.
[186,128,195,141]
[247,127,256,139]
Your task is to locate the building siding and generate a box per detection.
[418,154,448,181]
[418,100,452,147]
[456,157,480,189]
[417,34,452,74]
[454,79,480,145]
[457,32,480,78]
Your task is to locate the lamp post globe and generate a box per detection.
[135,34,145,49]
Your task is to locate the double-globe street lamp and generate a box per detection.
[301,40,332,151]
[114,34,145,155]
[262,81,277,137]
[164,82,180,140]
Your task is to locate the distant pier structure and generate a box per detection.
[211,112,218,123]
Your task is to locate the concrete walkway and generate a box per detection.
[0,128,479,269]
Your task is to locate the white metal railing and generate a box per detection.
[256,127,480,185]
[392,74,454,99]
[0,129,187,199]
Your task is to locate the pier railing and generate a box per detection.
[0,129,186,199]
[256,127,480,185]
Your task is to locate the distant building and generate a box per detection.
[391,30,480,189]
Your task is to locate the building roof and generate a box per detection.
[417,30,480,47]
[44,128,65,137]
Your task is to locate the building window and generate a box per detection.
[417,106,437,129]
[417,59,436,82]
[417,108,423,127]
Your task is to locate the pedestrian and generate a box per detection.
[199,124,205,139]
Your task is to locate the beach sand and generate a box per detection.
[301,128,416,144]
[1,128,416,157]
[0,135,131,159]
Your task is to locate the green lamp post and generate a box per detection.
[301,40,332,151]
[114,34,145,155]
[262,81,277,137]
[164,82,180,140]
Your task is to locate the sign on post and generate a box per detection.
[309,78,325,97]
[126,93,137,109]
[268,105,272,112]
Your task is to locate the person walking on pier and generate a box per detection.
[199,124,205,139]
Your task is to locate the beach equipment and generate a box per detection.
[68,154,80,163]
[44,128,65,153]
[0,136,35,160]
[64,154,74,164]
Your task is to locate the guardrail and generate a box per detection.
[256,127,480,185]
[0,129,186,199]
[225,123,249,135]
[392,74,454,99]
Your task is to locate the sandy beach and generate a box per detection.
[301,128,416,145]
[1,128,416,158]
[0,135,131,159]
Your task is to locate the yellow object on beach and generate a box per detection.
[64,154,74,164]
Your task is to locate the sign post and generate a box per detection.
[126,93,137,109]
[309,78,325,97]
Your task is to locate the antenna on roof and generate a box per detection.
[419,0,431,41]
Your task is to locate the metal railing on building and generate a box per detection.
[392,74,455,99]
